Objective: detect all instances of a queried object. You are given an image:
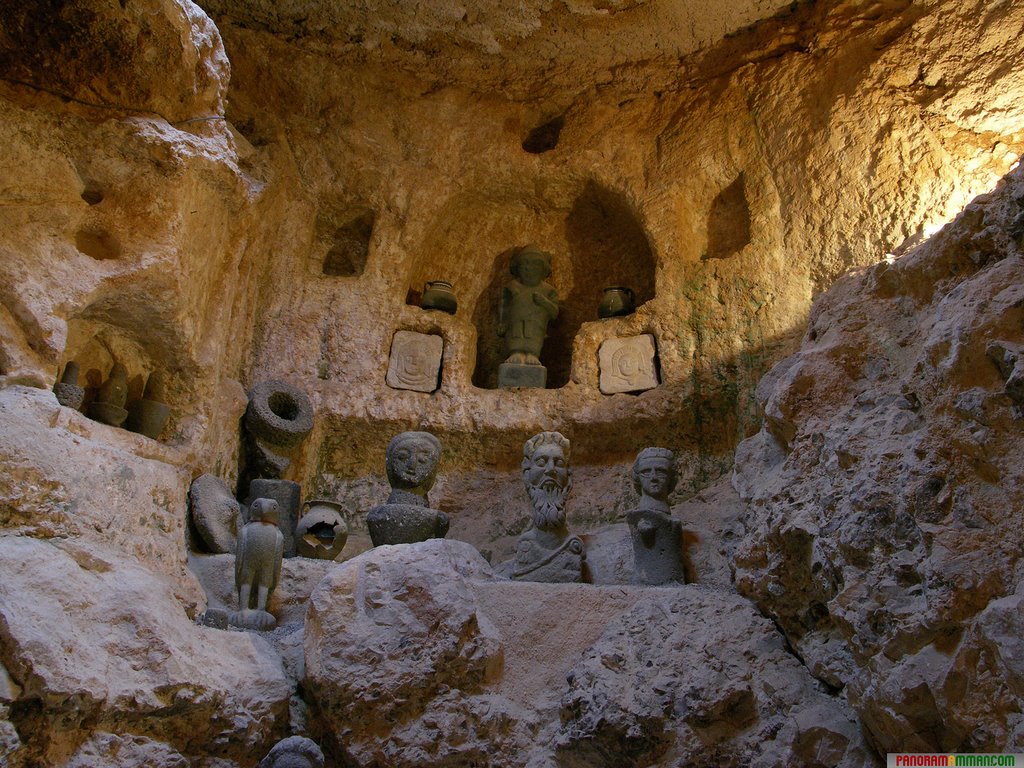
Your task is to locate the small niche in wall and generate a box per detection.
[703,172,751,261]
[522,115,564,154]
[75,228,120,260]
[471,182,656,389]
[80,180,104,205]
[322,210,375,277]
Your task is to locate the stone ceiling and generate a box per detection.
[196,0,803,101]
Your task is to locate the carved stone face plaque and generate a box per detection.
[598,334,659,394]
[386,331,443,393]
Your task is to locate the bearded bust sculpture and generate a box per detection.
[511,431,585,582]
[366,431,450,546]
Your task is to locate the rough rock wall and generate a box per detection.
[0,2,294,765]
[0,0,1023,764]
[196,0,1024,561]
[304,540,876,768]
[733,161,1024,753]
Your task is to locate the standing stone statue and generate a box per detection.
[366,431,450,546]
[497,245,559,388]
[230,498,284,631]
[626,447,685,585]
[512,431,585,582]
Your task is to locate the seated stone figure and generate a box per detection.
[512,431,585,582]
[367,431,450,546]
[230,498,284,631]
[626,447,685,585]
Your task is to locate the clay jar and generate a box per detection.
[53,361,85,410]
[421,280,458,314]
[598,286,636,318]
[296,499,349,560]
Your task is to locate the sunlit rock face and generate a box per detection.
[734,162,1024,753]
[188,0,1024,561]
[0,0,1023,764]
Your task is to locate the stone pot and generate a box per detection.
[421,280,458,314]
[598,286,635,318]
[296,499,349,560]
[126,398,171,440]
[53,361,85,410]
[88,401,128,427]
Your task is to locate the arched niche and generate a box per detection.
[471,182,656,389]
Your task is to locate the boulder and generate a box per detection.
[0,537,291,766]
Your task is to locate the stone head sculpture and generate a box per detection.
[248,497,280,524]
[522,431,572,531]
[386,431,442,495]
[632,447,677,510]
[258,736,325,768]
[510,245,552,286]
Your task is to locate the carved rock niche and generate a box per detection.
[703,172,752,261]
[470,182,656,389]
[60,317,182,441]
[317,206,375,278]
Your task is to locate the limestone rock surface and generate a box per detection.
[0,0,228,122]
[0,386,203,609]
[0,536,291,766]
[557,589,873,768]
[303,539,507,765]
[304,539,875,766]
[733,162,1024,753]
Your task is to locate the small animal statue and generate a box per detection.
[230,498,284,631]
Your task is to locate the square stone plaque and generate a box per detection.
[599,334,659,394]
[386,330,443,393]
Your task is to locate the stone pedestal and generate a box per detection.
[248,478,301,558]
[498,362,546,389]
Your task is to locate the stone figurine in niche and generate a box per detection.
[230,497,284,631]
[258,736,325,768]
[512,431,585,582]
[88,362,129,426]
[53,361,85,410]
[367,431,450,546]
[627,447,685,585]
[126,371,171,440]
[497,245,559,388]
[297,498,348,560]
